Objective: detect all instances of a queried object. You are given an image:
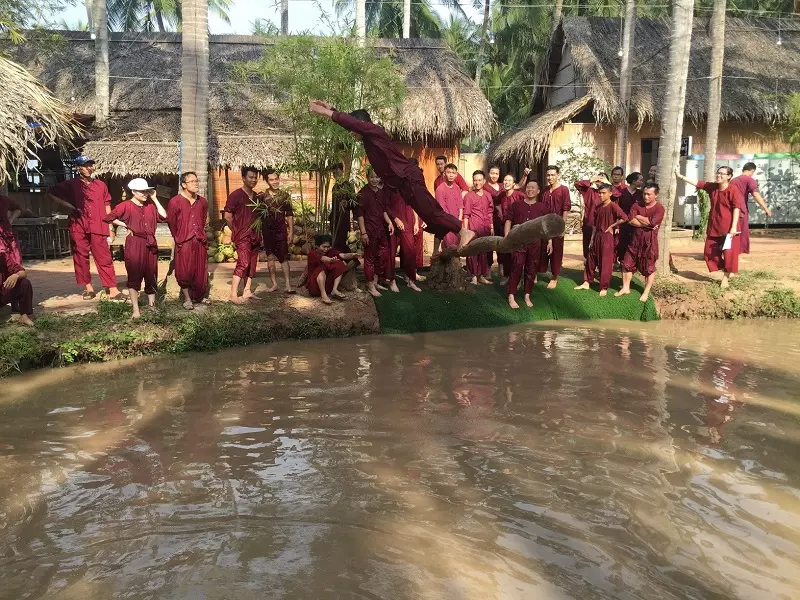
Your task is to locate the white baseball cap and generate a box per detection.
[128,177,154,191]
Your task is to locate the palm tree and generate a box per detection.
[280,0,288,34]
[702,0,726,184]
[105,0,231,32]
[94,0,109,125]
[335,0,446,38]
[656,0,695,276]
[474,0,491,88]
[441,14,479,74]
[180,0,209,196]
[614,0,635,168]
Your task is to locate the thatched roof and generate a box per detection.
[0,56,80,183]
[563,16,800,125]
[488,16,800,165]
[5,32,494,175]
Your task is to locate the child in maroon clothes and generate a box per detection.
[505,181,549,309]
[104,178,167,319]
[616,182,665,303]
[356,170,395,297]
[463,170,494,285]
[306,234,360,304]
[575,183,627,296]
[676,166,744,288]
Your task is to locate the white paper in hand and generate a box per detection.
[722,234,733,251]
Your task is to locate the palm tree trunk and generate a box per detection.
[474,0,490,88]
[702,0,725,183]
[656,0,695,276]
[180,0,209,197]
[402,0,411,38]
[281,0,289,35]
[156,10,166,32]
[355,0,366,44]
[93,0,109,125]
[614,0,636,169]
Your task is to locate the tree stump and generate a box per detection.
[429,215,566,291]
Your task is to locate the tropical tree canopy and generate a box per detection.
[106,0,232,32]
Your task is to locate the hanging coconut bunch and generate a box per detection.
[206,225,239,263]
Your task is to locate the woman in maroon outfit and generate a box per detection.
[104,178,167,319]
[616,171,644,262]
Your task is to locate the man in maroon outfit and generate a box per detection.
[104,178,167,319]
[306,234,360,304]
[496,174,525,285]
[260,169,295,294]
[434,164,464,252]
[387,186,422,292]
[575,183,627,296]
[167,171,209,309]
[616,171,644,263]
[433,155,470,194]
[575,172,620,261]
[45,155,121,300]
[505,181,549,309]
[611,166,627,195]
[676,166,744,288]
[540,165,571,289]
[463,170,494,285]
[224,166,262,303]
[356,170,394,297]
[616,182,665,303]
[1,249,34,326]
[308,101,474,253]
[730,162,771,255]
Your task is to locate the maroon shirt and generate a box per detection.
[541,184,571,215]
[356,185,390,237]
[436,183,464,222]
[261,190,294,239]
[224,188,260,245]
[332,112,417,189]
[167,194,208,245]
[699,181,746,238]
[629,201,665,232]
[48,178,112,236]
[628,201,665,258]
[506,198,548,228]
[434,172,469,192]
[619,187,642,214]
[592,201,628,232]
[497,190,524,223]
[729,174,759,215]
[388,189,415,230]
[576,181,621,226]
[613,182,628,196]
[103,200,164,248]
[463,189,494,232]
[307,247,341,274]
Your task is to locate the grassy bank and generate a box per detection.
[0,298,377,378]
[374,268,658,334]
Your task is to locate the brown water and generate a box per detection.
[2,322,800,600]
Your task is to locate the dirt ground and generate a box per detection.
[10,230,800,322]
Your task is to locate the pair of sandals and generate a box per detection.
[183,298,212,310]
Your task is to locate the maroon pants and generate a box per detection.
[704,235,740,274]
[391,231,417,281]
[308,262,348,297]
[234,240,260,279]
[397,176,462,240]
[507,242,541,295]
[263,231,289,263]
[738,210,750,254]
[616,225,633,263]
[175,238,208,302]
[466,227,491,277]
[622,249,657,277]
[582,224,594,260]
[414,229,424,267]
[70,228,117,288]
[584,231,615,290]
[1,276,33,316]
[364,231,389,281]
[543,235,565,278]
[124,236,158,294]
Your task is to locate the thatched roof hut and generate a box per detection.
[0,55,79,183]
[488,16,800,165]
[6,32,494,176]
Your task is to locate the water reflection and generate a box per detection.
[1,322,800,599]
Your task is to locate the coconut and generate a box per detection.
[222,245,235,258]
[214,252,225,263]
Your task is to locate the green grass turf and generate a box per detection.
[374,267,659,334]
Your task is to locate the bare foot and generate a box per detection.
[368,286,382,298]
[720,276,730,289]
[131,313,141,320]
[640,291,650,302]
[524,295,533,308]
[230,296,247,304]
[264,283,278,293]
[615,289,630,297]
[389,281,400,293]
[469,276,478,285]
[321,296,332,305]
[574,282,591,291]
[375,282,388,291]
[508,295,519,310]
[416,274,426,282]
[457,228,476,251]
[599,289,608,297]
[479,276,492,285]
[407,281,422,292]
[547,279,557,289]
[499,277,508,286]
[331,291,346,300]
[243,292,262,300]
[17,314,34,327]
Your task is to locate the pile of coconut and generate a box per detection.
[207,225,238,263]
